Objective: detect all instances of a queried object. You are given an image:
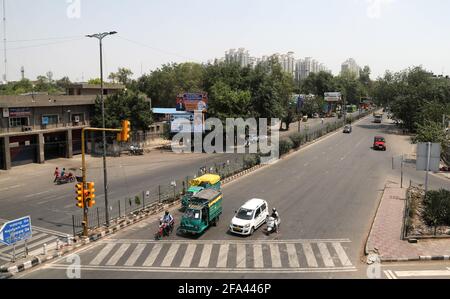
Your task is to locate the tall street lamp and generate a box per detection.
[86,31,117,226]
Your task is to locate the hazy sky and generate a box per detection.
[3,0,450,82]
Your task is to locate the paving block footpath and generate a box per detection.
[366,182,450,262]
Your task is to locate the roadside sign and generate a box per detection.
[0,216,33,246]
[416,143,441,172]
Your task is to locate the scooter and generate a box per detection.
[265,216,281,235]
[154,219,175,240]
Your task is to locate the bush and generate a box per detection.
[422,189,450,232]
[243,154,260,169]
[279,138,294,156]
[289,133,303,149]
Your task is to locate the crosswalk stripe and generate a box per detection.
[25,236,58,251]
[302,243,318,268]
[253,244,264,268]
[318,243,335,267]
[269,244,282,268]
[124,244,146,267]
[90,244,116,265]
[217,244,229,268]
[286,244,300,268]
[236,244,246,268]
[0,233,46,254]
[198,244,213,268]
[332,243,352,266]
[180,244,196,268]
[161,244,180,267]
[143,244,163,267]
[106,244,131,266]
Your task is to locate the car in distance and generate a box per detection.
[373,136,386,151]
[229,198,269,236]
[343,125,352,133]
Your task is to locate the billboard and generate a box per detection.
[176,93,208,112]
[9,108,31,117]
[324,92,342,102]
[170,113,194,133]
[416,143,441,172]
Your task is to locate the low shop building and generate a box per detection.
[0,84,125,170]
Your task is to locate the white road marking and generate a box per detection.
[286,244,300,268]
[26,236,58,251]
[142,244,162,267]
[394,269,450,278]
[106,244,130,266]
[318,243,335,267]
[236,244,246,268]
[25,191,50,198]
[332,243,352,267]
[302,243,318,268]
[45,264,358,274]
[90,243,116,265]
[253,244,264,268]
[180,244,196,268]
[124,244,146,267]
[216,244,229,268]
[269,244,282,268]
[103,238,352,245]
[198,244,213,268]
[0,184,23,192]
[160,243,180,267]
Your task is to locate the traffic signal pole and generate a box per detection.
[80,125,126,237]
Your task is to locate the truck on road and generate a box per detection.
[374,113,383,123]
[178,189,223,236]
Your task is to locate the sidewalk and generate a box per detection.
[366,182,450,262]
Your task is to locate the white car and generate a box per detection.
[229,198,269,236]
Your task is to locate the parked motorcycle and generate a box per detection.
[56,173,76,185]
[154,219,175,240]
[265,216,281,235]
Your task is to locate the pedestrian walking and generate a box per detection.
[53,167,60,183]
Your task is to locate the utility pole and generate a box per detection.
[2,0,7,83]
[425,142,431,194]
[86,31,118,226]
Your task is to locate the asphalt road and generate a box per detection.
[15,112,450,279]
[0,113,354,236]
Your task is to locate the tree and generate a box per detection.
[108,68,134,86]
[208,81,252,122]
[91,90,153,133]
[412,120,449,154]
[138,62,204,108]
[88,78,102,85]
[56,76,72,90]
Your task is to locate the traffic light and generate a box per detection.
[75,183,84,209]
[118,120,131,142]
[86,182,96,208]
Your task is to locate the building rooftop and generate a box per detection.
[0,95,98,108]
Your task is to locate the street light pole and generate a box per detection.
[87,31,117,227]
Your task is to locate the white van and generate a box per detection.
[229,198,269,236]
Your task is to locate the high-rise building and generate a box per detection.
[225,48,250,68]
[341,58,360,78]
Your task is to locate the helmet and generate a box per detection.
[272,208,277,212]
[165,211,169,216]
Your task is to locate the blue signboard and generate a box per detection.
[0,216,32,246]
[42,116,49,125]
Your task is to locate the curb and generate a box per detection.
[0,161,268,276]
[1,111,374,276]
[380,255,450,263]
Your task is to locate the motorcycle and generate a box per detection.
[129,145,144,156]
[154,219,175,240]
[56,173,76,185]
[265,216,281,235]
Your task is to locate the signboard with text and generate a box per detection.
[9,108,32,117]
[176,93,208,112]
[0,216,33,246]
[324,92,342,102]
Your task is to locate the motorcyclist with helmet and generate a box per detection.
[271,208,280,233]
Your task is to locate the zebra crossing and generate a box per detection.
[50,239,357,274]
[0,220,67,264]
